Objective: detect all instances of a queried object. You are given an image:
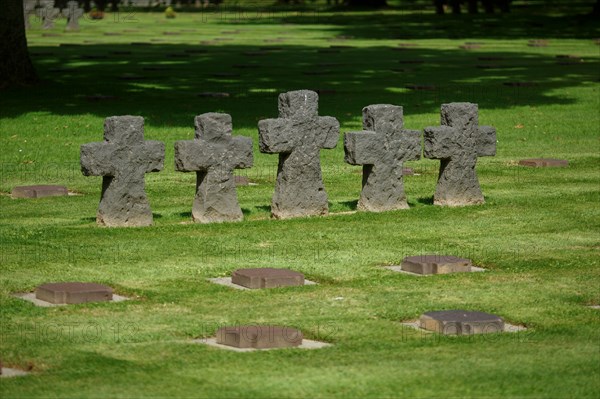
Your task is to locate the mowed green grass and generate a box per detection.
[1,5,599,398]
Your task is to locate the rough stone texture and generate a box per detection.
[62,1,83,31]
[401,255,472,275]
[37,0,60,30]
[216,326,303,349]
[80,116,165,227]
[174,113,253,223]
[11,185,68,199]
[424,103,496,206]
[518,158,569,167]
[232,268,304,289]
[258,90,340,219]
[420,310,505,335]
[35,282,113,304]
[344,105,421,212]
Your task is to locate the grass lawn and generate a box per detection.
[1,3,599,398]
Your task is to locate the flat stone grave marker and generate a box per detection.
[36,282,112,304]
[232,268,304,289]
[80,116,165,227]
[0,361,29,378]
[406,84,436,91]
[344,104,421,212]
[62,1,84,31]
[174,113,252,223]
[424,102,496,206]
[460,44,482,50]
[420,310,504,335]
[518,158,568,167]
[197,92,230,98]
[401,255,472,275]
[11,185,68,199]
[528,39,549,47]
[216,326,302,349]
[258,90,340,218]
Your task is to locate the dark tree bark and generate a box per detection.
[467,0,478,13]
[594,0,600,15]
[434,0,444,14]
[450,0,461,14]
[482,0,494,13]
[0,0,38,89]
[497,0,510,12]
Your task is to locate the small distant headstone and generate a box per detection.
[35,282,113,304]
[196,92,230,98]
[232,268,304,289]
[344,104,421,212]
[420,310,505,335]
[424,103,496,206]
[216,325,302,349]
[459,44,481,50]
[11,185,68,199]
[528,39,549,47]
[80,116,165,227]
[518,158,568,167]
[62,1,83,31]
[174,113,253,223]
[37,0,60,30]
[258,90,340,218]
[401,255,472,275]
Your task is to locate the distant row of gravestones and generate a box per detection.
[80,90,497,227]
[25,0,84,31]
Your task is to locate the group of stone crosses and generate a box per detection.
[81,90,497,227]
[25,0,84,31]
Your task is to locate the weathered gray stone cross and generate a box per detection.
[344,104,421,212]
[424,102,496,206]
[174,113,253,223]
[62,1,84,31]
[258,90,340,219]
[80,116,165,227]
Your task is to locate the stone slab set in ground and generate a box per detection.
[232,268,304,289]
[35,282,113,304]
[424,103,496,206]
[344,105,421,212]
[11,185,68,199]
[419,310,505,335]
[216,325,303,349]
[80,116,165,227]
[258,90,340,219]
[174,113,253,223]
[401,255,472,275]
[518,158,569,167]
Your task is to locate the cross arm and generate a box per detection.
[394,129,422,161]
[232,136,253,169]
[258,118,295,154]
[80,142,116,176]
[142,141,165,173]
[423,126,456,160]
[174,140,213,172]
[344,130,380,165]
[477,126,497,157]
[316,116,340,149]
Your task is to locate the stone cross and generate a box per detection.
[258,90,339,219]
[24,0,37,30]
[424,103,496,206]
[344,104,421,212]
[62,1,84,31]
[36,0,60,30]
[174,113,253,223]
[80,116,165,227]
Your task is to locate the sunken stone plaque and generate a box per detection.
[258,90,340,219]
[420,310,504,335]
[344,104,421,212]
[174,113,253,223]
[36,282,113,304]
[232,268,304,289]
[518,158,568,167]
[424,103,496,206]
[11,185,68,199]
[216,325,303,349]
[80,116,165,227]
[401,255,472,275]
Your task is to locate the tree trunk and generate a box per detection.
[467,0,478,13]
[497,0,510,13]
[0,0,38,89]
[594,0,600,15]
[434,0,444,14]
[482,0,494,13]
[450,0,461,14]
